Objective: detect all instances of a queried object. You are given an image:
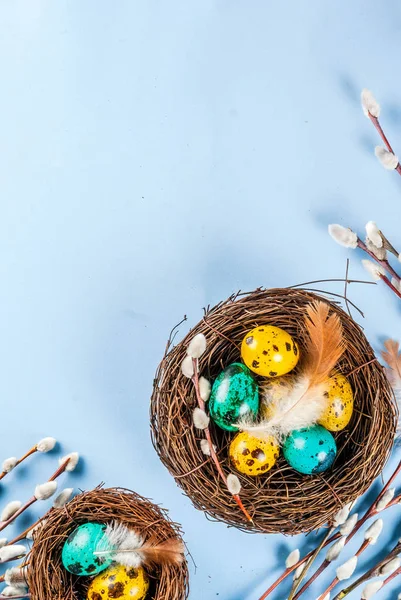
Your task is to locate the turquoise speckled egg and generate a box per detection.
[209,363,259,431]
[62,523,113,576]
[283,425,337,475]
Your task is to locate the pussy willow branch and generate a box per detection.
[367,112,401,177]
[0,458,71,532]
[0,445,42,482]
[309,538,370,600]
[258,460,401,600]
[357,239,401,283]
[288,526,334,600]
[333,540,401,599]
[191,359,253,524]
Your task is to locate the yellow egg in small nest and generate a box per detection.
[241,325,299,377]
[87,564,149,600]
[260,377,293,419]
[318,373,354,432]
[229,431,279,476]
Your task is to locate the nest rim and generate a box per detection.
[150,287,397,535]
[28,487,189,600]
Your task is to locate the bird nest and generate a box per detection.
[150,287,397,535]
[27,487,189,600]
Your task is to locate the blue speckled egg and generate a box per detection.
[62,523,113,576]
[283,425,337,475]
[209,363,259,431]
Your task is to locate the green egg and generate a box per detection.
[61,522,113,576]
[209,363,259,431]
[283,425,337,475]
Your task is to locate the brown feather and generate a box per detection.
[382,339,401,382]
[138,537,185,567]
[302,301,345,387]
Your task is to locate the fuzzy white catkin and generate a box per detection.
[380,557,401,575]
[364,519,383,544]
[361,89,381,118]
[1,501,22,522]
[36,437,57,452]
[2,586,28,597]
[187,333,207,359]
[226,474,241,495]
[361,580,383,599]
[333,503,352,527]
[320,594,330,600]
[200,439,216,456]
[5,567,27,587]
[326,537,346,562]
[53,488,74,508]
[26,520,46,540]
[391,278,401,292]
[340,513,358,536]
[199,377,211,402]
[362,259,386,281]
[192,408,209,430]
[34,480,58,501]
[0,545,27,563]
[377,488,395,511]
[293,564,304,580]
[2,458,18,474]
[181,356,194,378]
[365,222,383,248]
[365,237,387,260]
[328,224,358,249]
[285,549,300,568]
[59,452,79,472]
[336,556,358,581]
[375,146,399,170]
[0,539,8,548]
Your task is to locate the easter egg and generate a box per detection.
[318,374,354,432]
[241,326,299,377]
[62,523,113,576]
[87,564,149,600]
[208,363,259,431]
[229,431,279,476]
[283,425,337,475]
[260,377,293,419]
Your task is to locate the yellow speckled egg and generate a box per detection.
[229,431,279,476]
[260,377,293,419]
[318,374,354,431]
[87,564,149,600]
[241,326,299,377]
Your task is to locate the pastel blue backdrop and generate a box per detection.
[1,1,401,598]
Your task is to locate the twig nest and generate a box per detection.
[150,288,397,534]
[27,487,189,600]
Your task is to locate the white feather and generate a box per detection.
[95,522,144,569]
[237,376,326,442]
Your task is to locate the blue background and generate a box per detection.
[1,1,401,598]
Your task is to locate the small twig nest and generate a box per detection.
[150,288,397,534]
[27,487,189,600]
